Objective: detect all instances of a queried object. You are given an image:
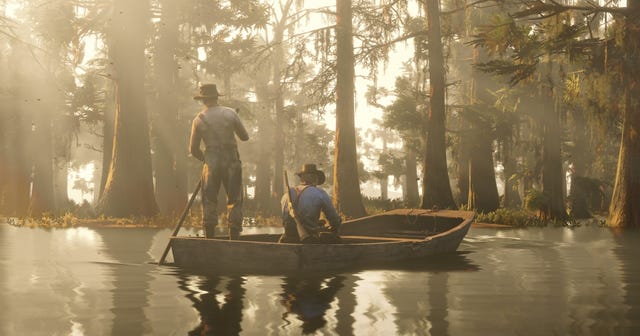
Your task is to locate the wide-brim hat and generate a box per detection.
[193,84,224,100]
[296,163,326,185]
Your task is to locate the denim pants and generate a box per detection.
[202,150,243,238]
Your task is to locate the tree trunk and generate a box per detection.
[404,146,420,207]
[153,0,187,217]
[468,129,500,213]
[455,125,470,207]
[540,80,568,221]
[52,113,72,210]
[99,91,115,198]
[568,99,593,218]
[272,41,285,209]
[28,113,56,217]
[501,137,521,208]
[1,112,31,217]
[569,176,598,219]
[608,6,640,227]
[380,176,389,200]
[53,153,69,209]
[607,88,640,227]
[420,0,456,209]
[254,89,273,214]
[467,46,500,213]
[0,107,5,213]
[334,0,366,218]
[521,107,539,197]
[271,0,294,208]
[2,44,31,216]
[294,107,304,166]
[98,0,158,217]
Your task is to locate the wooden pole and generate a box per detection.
[158,179,202,265]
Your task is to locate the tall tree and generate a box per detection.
[465,120,500,213]
[334,0,366,218]
[471,11,588,220]
[27,92,56,217]
[26,0,78,217]
[420,0,456,209]
[539,65,568,220]
[469,46,501,213]
[608,0,640,228]
[383,75,422,207]
[98,0,158,217]
[152,0,187,216]
[1,40,32,216]
[253,81,275,214]
[270,0,298,203]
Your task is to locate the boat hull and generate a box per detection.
[170,209,474,273]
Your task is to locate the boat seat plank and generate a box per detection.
[341,235,425,242]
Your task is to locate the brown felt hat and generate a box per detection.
[193,84,224,100]
[296,163,326,185]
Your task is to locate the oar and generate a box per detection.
[158,179,202,265]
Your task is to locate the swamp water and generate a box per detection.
[1,220,639,335]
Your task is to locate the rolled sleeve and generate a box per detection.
[320,190,341,228]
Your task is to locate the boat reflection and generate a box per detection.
[360,251,480,273]
[280,274,345,334]
[178,273,246,335]
[171,252,479,335]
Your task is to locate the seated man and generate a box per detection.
[279,164,342,244]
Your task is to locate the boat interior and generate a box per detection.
[196,212,469,244]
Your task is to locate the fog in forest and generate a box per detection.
[0,0,637,227]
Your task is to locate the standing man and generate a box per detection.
[280,164,342,243]
[189,84,249,239]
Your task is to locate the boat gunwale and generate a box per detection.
[170,209,475,246]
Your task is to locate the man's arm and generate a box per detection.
[189,118,205,162]
[233,112,249,141]
[319,190,341,229]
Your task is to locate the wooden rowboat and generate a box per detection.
[170,209,475,273]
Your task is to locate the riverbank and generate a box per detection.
[1,207,607,229]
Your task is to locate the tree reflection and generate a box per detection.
[280,274,345,334]
[93,228,158,335]
[612,230,640,334]
[178,274,246,335]
[382,253,479,335]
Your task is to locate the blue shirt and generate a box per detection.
[281,185,342,234]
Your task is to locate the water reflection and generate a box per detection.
[0,221,7,336]
[388,252,480,273]
[280,274,345,334]
[612,230,640,334]
[178,273,246,335]
[4,223,640,335]
[93,228,159,335]
[380,253,478,335]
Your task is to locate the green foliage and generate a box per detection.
[474,60,538,86]
[382,75,424,156]
[524,189,549,213]
[470,13,601,86]
[362,196,404,214]
[475,208,546,227]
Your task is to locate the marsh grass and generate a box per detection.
[5,207,284,230]
[8,198,596,229]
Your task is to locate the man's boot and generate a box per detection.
[229,227,241,240]
[204,223,216,238]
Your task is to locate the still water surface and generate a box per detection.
[1,220,639,335]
